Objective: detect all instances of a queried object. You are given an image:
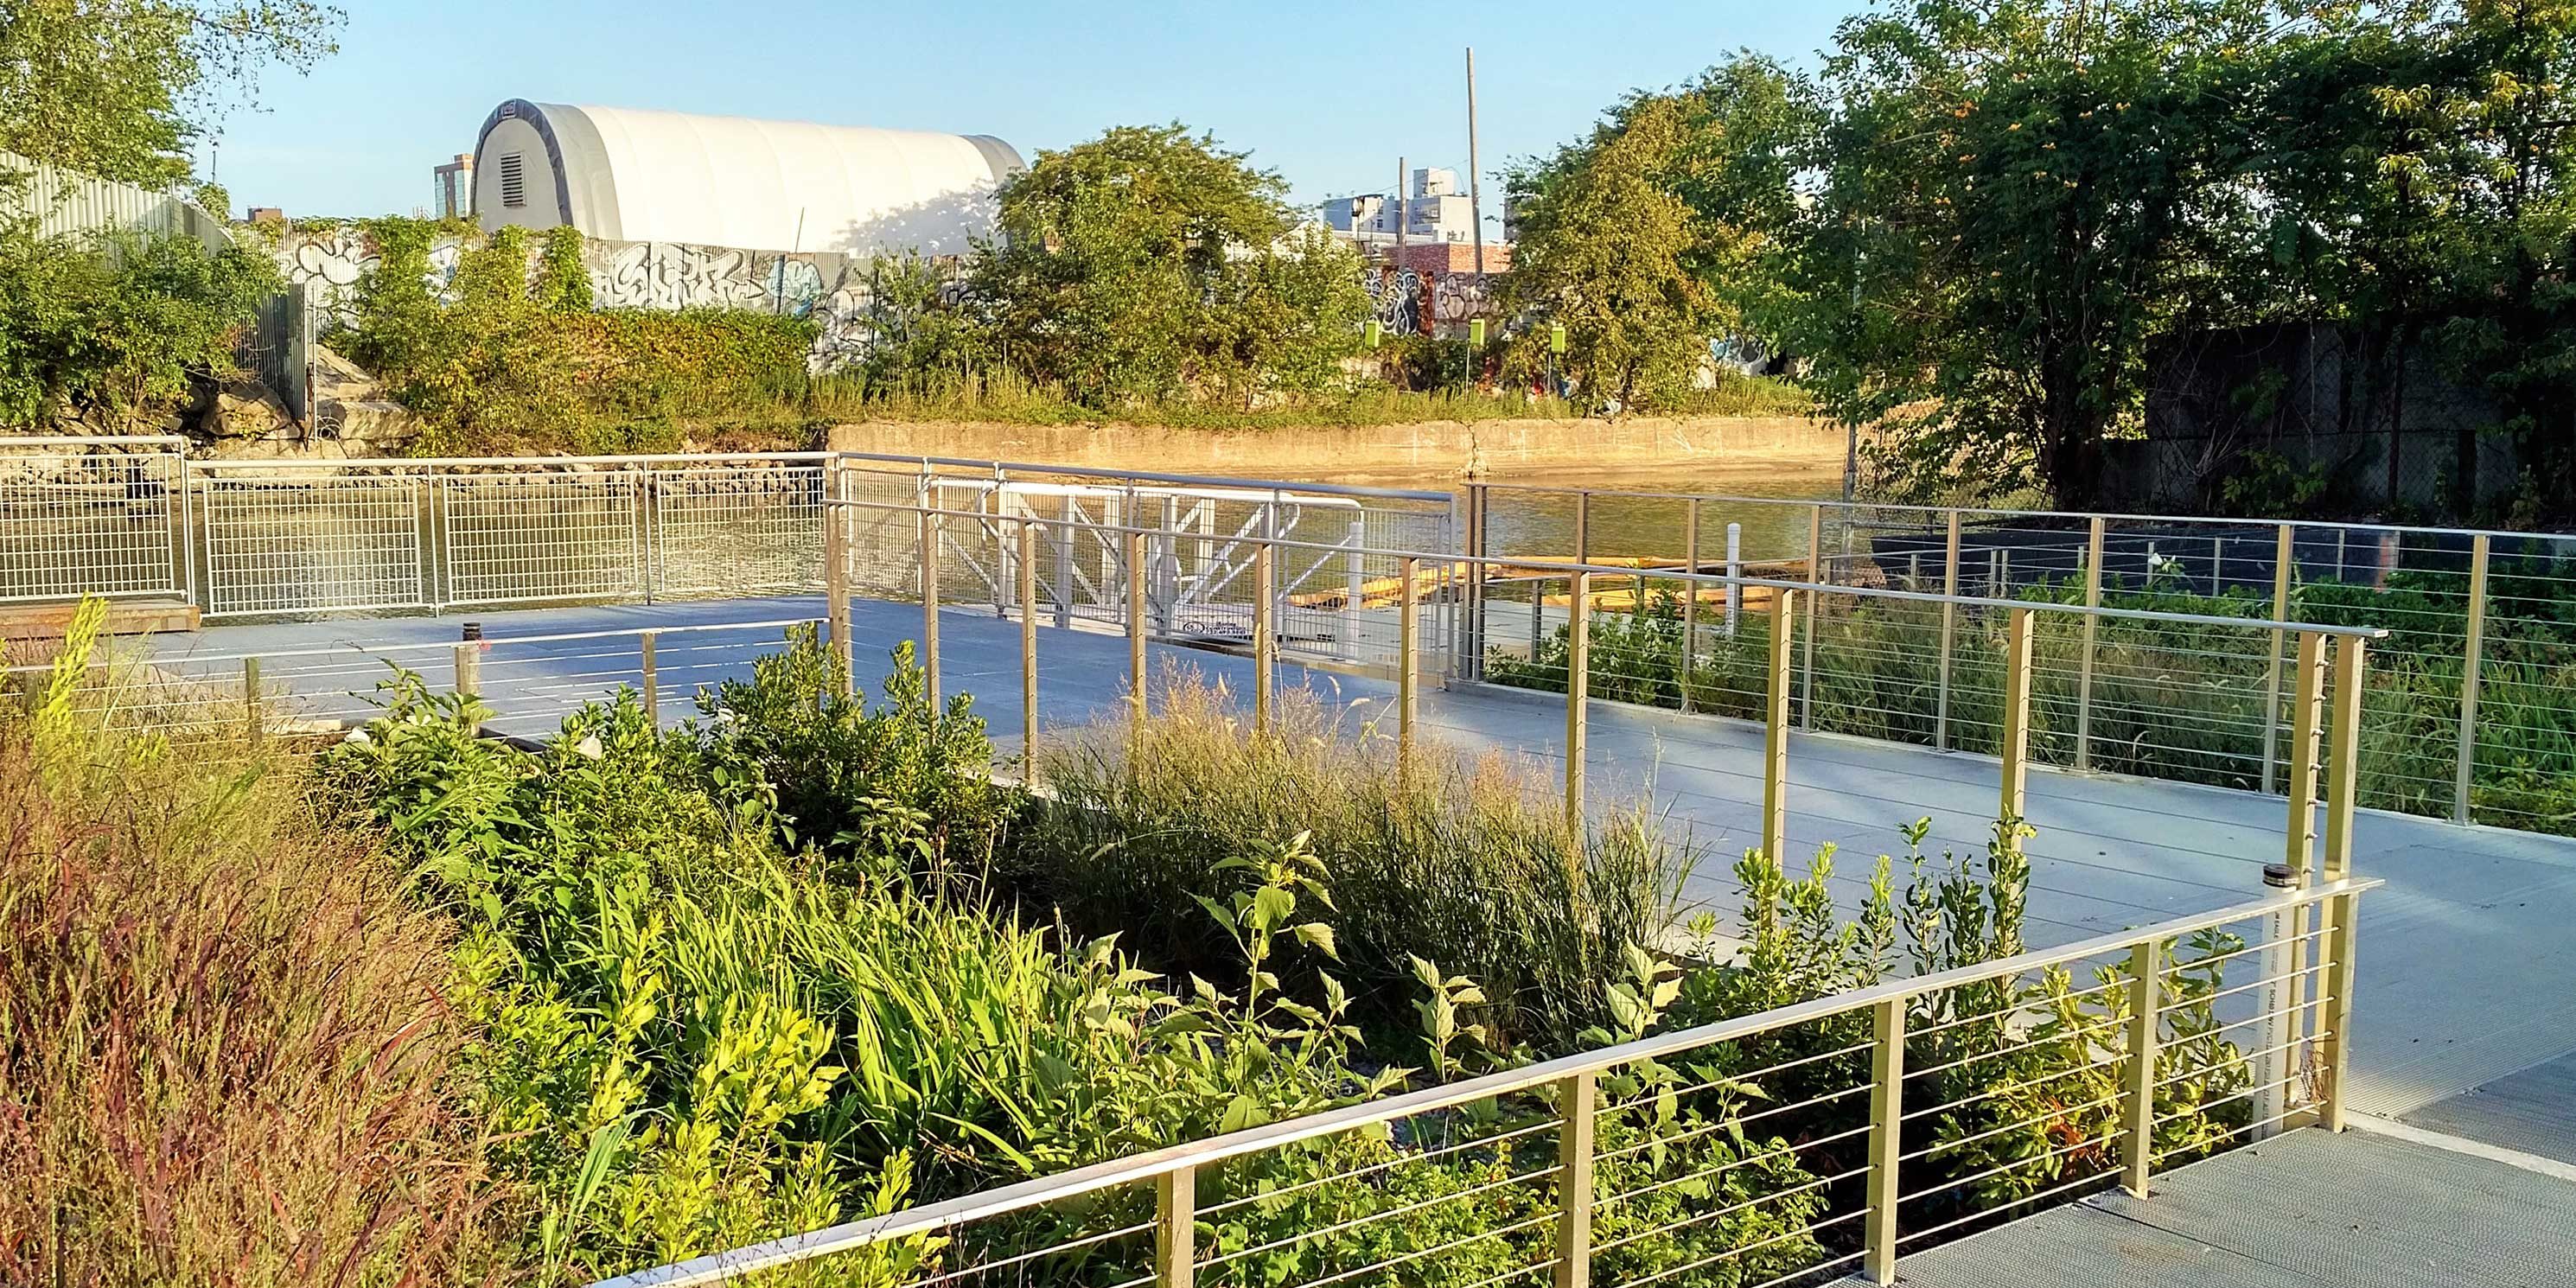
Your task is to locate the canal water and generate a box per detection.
[1310,462,1847,565]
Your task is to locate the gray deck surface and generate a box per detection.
[2401,1049,2576,1166]
[1846,1127,2576,1288]
[143,594,2576,1132]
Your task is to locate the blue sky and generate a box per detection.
[204,1,1856,224]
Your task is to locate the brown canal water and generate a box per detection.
[1306,462,1848,566]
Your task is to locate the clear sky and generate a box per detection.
[203,1,1856,226]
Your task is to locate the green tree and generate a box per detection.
[1505,97,1718,406]
[0,221,280,428]
[976,123,1366,407]
[0,0,341,187]
[1790,0,2357,507]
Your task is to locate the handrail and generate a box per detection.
[10,615,826,673]
[589,876,2380,1288]
[188,451,840,471]
[830,494,2391,640]
[828,449,1457,503]
[1465,478,2576,545]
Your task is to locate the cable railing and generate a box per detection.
[581,873,2378,1288]
[5,484,2396,1287]
[832,494,2382,884]
[1463,481,2576,835]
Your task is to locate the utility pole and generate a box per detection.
[1395,154,1407,274]
[1465,48,1487,285]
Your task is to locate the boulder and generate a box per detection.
[210,380,296,439]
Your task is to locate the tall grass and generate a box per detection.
[0,607,494,1284]
[1009,671,1699,1054]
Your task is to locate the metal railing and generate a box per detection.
[0,436,189,606]
[1463,481,2576,833]
[13,488,2391,1288]
[840,495,2382,881]
[590,868,2377,1288]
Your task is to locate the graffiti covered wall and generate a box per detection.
[272,226,1502,370]
[272,226,909,373]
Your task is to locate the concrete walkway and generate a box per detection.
[1840,1125,2576,1287]
[139,594,2576,1133]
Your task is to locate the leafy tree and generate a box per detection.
[1506,52,1822,408]
[1789,0,2358,507]
[853,251,993,393]
[533,225,593,313]
[0,221,280,428]
[975,124,1368,407]
[0,0,341,187]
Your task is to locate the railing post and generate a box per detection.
[639,630,659,727]
[1999,606,2034,834]
[1553,1071,1597,1288]
[1679,501,1699,714]
[1341,518,1365,662]
[1565,571,1591,837]
[1801,503,1822,730]
[1723,523,1743,638]
[1019,521,1039,777]
[2261,523,2294,794]
[2318,887,2362,1132]
[823,463,851,697]
[1054,492,1076,630]
[1253,545,1277,734]
[1127,528,1149,736]
[1863,995,1906,1285]
[2120,939,2161,1196]
[1399,555,1420,762]
[1935,509,1961,751]
[920,506,942,709]
[2324,635,2367,883]
[1763,589,1799,862]
[2076,517,2104,772]
[1156,1164,1196,1288]
[1463,481,1489,683]
[2455,533,2490,823]
[2283,631,2326,878]
[240,655,262,745]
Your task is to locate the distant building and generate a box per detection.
[1321,167,1484,245]
[433,154,473,220]
[469,99,1023,256]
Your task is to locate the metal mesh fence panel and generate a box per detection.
[0,444,182,603]
[650,463,824,597]
[438,470,644,607]
[199,469,427,617]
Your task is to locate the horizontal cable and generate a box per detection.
[1608,1204,1872,1288]
[902,1218,1156,1288]
[1599,1040,1878,1114]
[1274,1208,1558,1288]
[1592,1162,1871,1253]
[1894,1165,2117,1247]
[1202,1162,1559,1269]
[1196,1119,1560,1219]
[1898,1091,2122,1164]
[1594,1117,1873,1170]
[1895,1125,2120,1206]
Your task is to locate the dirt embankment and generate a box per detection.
[826,416,1845,481]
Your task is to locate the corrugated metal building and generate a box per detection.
[0,151,231,252]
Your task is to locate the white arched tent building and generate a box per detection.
[470,99,1023,256]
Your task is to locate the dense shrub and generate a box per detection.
[0,221,279,430]
[341,220,817,455]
